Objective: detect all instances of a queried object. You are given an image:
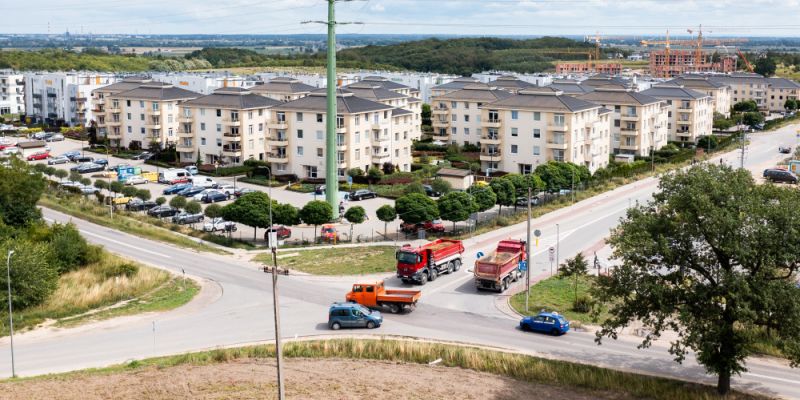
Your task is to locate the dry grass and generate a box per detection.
[255,246,397,275]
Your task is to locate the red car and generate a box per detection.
[264,225,291,241]
[26,151,50,161]
[401,219,446,233]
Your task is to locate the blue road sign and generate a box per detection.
[347,176,353,185]
[476,251,485,259]
[519,260,527,272]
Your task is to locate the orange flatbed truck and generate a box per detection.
[346,280,421,314]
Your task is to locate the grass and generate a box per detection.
[0,252,197,336]
[254,246,397,275]
[776,64,800,81]
[5,338,765,400]
[39,193,232,255]
[510,275,608,325]
[237,176,286,187]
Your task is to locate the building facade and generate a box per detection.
[150,72,253,95]
[641,85,713,144]
[666,76,732,117]
[250,77,316,102]
[0,71,25,116]
[24,72,116,127]
[429,83,513,145]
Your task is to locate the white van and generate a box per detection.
[158,168,191,184]
[190,176,218,188]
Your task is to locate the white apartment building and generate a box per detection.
[177,87,282,166]
[766,77,800,112]
[429,83,513,145]
[342,81,423,141]
[577,88,669,156]
[249,77,316,102]
[100,82,201,149]
[0,71,25,116]
[479,89,612,174]
[150,72,253,95]
[705,73,768,111]
[24,72,116,126]
[666,76,732,117]
[352,72,458,103]
[641,85,713,144]
[267,90,413,179]
[473,72,553,88]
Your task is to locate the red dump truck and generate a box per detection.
[396,239,464,285]
[345,280,421,314]
[474,239,526,293]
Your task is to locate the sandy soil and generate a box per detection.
[0,358,624,400]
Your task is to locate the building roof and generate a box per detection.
[548,81,594,94]
[641,85,710,100]
[431,77,480,91]
[666,76,728,89]
[392,108,413,117]
[359,75,414,91]
[273,89,392,114]
[599,107,613,115]
[434,84,514,102]
[112,83,201,101]
[340,83,407,101]
[437,167,471,177]
[701,73,767,86]
[93,77,152,95]
[766,77,800,89]
[181,87,282,109]
[490,75,535,90]
[577,88,663,106]
[486,91,599,112]
[250,77,316,94]
[580,75,629,88]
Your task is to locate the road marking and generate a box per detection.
[743,372,800,385]
[81,230,172,259]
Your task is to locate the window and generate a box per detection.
[258,123,263,132]
[533,128,540,138]
[355,132,360,143]
[317,148,323,157]
[127,126,132,133]
[464,128,470,136]
[140,114,144,121]
[464,115,469,122]
[297,129,304,139]
[201,138,206,145]
[316,113,323,123]
[463,102,469,109]
[139,101,144,107]
[511,110,519,120]
[168,128,173,137]
[297,146,304,156]
[614,119,620,127]
[511,128,518,137]
[451,101,457,108]
[355,149,360,160]
[259,109,263,116]
[533,112,541,121]
[216,109,221,117]
[316,130,323,140]
[248,125,253,134]
[511,144,518,154]
[216,124,222,132]
[200,122,206,131]
[533,146,540,155]
[140,127,145,134]
[216,139,222,147]
[355,115,360,125]
[451,127,457,135]
[127,112,131,120]
[614,105,621,112]
[554,114,565,125]
[126,100,131,107]
[452,114,457,122]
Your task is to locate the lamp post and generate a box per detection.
[6,250,16,378]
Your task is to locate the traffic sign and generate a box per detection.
[518,260,527,272]
[347,176,353,185]
[548,246,555,262]
[476,251,485,259]
[533,229,541,237]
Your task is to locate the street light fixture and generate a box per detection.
[6,250,16,378]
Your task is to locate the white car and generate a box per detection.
[191,189,216,201]
[45,134,65,142]
[203,217,237,233]
[216,184,236,196]
[125,175,149,185]
[48,155,70,165]
[191,176,217,188]
[2,147,20,156]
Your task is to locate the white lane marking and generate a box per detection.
[743,372,800,385]
[81,230,172,259]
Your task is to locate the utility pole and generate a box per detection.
[651,130,656,172]
[739,127,746,169]
[525,187,532,312]
[6,250,16,378]
[556,223,560,272]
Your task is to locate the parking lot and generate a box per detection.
[25,138,405,244]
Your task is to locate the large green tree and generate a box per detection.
[272,203,300,226]
[0,159,45,227]
[754,57,777,77]
[395,193,438,224]
[490,176,515,215]
[467,185,496,219]
[299,200,333,242]
[222,192,272,241]
[343,205,366,242]
[376,204,397,235]
[0,240,59,310]
[437,191,477,232]
[742,111,764,127]
[595,165,800,394]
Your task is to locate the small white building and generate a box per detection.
[150,72,254,95]
[24,72,117,127]
[0,70,25,116]
[437,167,474,191]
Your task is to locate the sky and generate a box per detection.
[3,0,800,37]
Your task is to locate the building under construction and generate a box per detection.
[556,63,622,75]
[649,50,737,78]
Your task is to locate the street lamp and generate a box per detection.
[6,250,16,378]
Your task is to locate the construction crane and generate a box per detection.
[641,28,748,76]
[737,49,755,72]
[534,49,597,72]
[584,32,631,65]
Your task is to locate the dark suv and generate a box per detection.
[349,189,377,201]
[764,169,798,184]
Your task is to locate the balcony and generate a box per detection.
[177,129,193,138]
[479,150,501,162]
[482,118,502,129]
[676,119,691,125]
[146,108,161,116]
[372,153,390,163]
[620,127,639,135]
[336,126,347,134]
[336,142,347,150]
[432,106,450,115]
[107,120,122,127]
[619,144,639,151]
[546,140,568,150]
[222,145,242,156]
[480,135,501,145]
[47,93,57,98]
[223,130,241,138]
[145,122,161,130]
[430,131,450,141]
[222,118,241,126]
[620,113,638,121]
[108,106,121,113]
[432,119,449,128]
[95,98,105,105]
[267,152,288,163]
[176,142,194,152]
[267,121,288,130]
[268,135,289,146]
[106,131,122,139]
[676,130,693,137]
[178,115,193,123]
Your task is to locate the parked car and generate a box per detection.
[26,151,50,161]
[47,155,70,165]
[125,175,149,185]
[349,189,377,201]
[191,176,217,188]
[519,311,570,335]
[93,159,109,166]
[132,152,153,160]
[423,185,441,197]
[147,205,179,218]
[515,196,541,207]
[58,180,81,189]
[191,189,215,201]
[401,220,446,233]
[126,199,157,212]
[73,156,94,164]
[163,183,192,195]
[779,146,793,154]
[314,185,325,195]
[171,212,204,225]
[78,185,98,195]
[203,217,237,232]
[764,169,798,184]
[264,225,291,242]
[177,186,206,198]
[1,147,20,156]
[215,184,236,197]
[32,132,50,140]
[45,134,65,142]
[185,165,199,175]
[62,151,81,161]
[201,190,229,203]
[234,187,256,198]
[328,302,382,330]
[74,163,105,174]
[321,224,339,242]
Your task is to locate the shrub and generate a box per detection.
[573,295,593,313]
[47,223,99,273]
[98,262,139,279]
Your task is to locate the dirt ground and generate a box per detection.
[0,358,624,400]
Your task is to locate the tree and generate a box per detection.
[109,180,124,195]
[382,162,395,175]
[595,165,800,394]
[54,169,68,182]
[169,195,187,210]
[732,100,758,113]
[421,103,432,126]
[299,200,333,243]
[343,205,366,242]
[490,177,515,215]
[121,186,138,198]
[272,202,300,226]
[222,192,272,241]
[347,168,364,178]
[0,160,45,227]
[46,223,98,274]
[742,111,764,127]
[467,185,496,218]
[559,253,589,307]
[135,188,151,201]
[204,204,223,219]
[367,166,384,183]
[375,204,397,236]
[404,181,426,195]
[155,196,167,206]
[79,177,92,187]
[785,98,799,111]
[697,135,719,151]
[430,177,452,196]
[754,57,777,77]
[94,180,109,191]
[43,166,57,178]
[395,193,438,224]
[0,240,59,310]
[69,170,82,183]
[185,200,202,215]
[437,191,477,232]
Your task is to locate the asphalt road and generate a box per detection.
[3,125,800,398]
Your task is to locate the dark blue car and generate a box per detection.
[520,311,570,335]
[163,183,192,195]
[177,186,205,197]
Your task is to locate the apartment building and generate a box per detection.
[249,77,316,102]
[0,71,25,115]
[766,77,800,112]
[429,83,513,144]
[666,76,732,117]
[352,72,458,103]
[150,72,253,95]
[355,76,421,98]
[704,73,768,111]
[487,75,535,94]
[478,89,612,174]
[548,80,594,95]
[93,77,153,135]
[176,87,282,166]
[101,82,201,149]
[266,89,413,179]
[641,85,713,144]
[24,72,116,127]
[430,77,481,98]
[341,83,423,141]
[577,88,668,156]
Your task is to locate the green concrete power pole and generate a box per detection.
[326,0,339,219]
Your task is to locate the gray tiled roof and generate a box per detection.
[486,92,599,112]
[181,88,282,109]
[581,75,629,88]
[490,76,535,89]
[250,77,316,94]
[548,81,594,94]
[359,76,413,90]
[577,88,663,106]
[93,77,153,95]
[392,108,413,116]
[641,85,710,100]
[272,90,392,114]
[112,83,201,101]
[767,77,800,89]
[341,83,407,100]
[431,77,480,91]
[435,85,514,102]
[666,76,727,89]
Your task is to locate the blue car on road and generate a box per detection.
[163,183,192,195]
[520,311,570,335]
[328,302,383,330]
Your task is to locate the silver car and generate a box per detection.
[48,155,70,165]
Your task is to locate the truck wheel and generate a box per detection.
[454,259,461,271]
[388,304,400,314]
[430,269,438,282]
[419,273,428,285]
[446,261,454,274]
[367,321,376,329]
[500,279,508,292]
[331,322,341,330]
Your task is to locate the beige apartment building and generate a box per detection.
[356,75,421,99]
[577,88,669,156]
[267,90,413,179]
[705,73,768,111]
[666,76,732,117]
[93,77,151,136]
[342,82,423,141]
[430,77,480,98]
[641,85,713,145]
[478,89,612,174]
[249,77,316,102]
[430,83,513,144]
[766,77,800,112]
[176,87,282,166]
